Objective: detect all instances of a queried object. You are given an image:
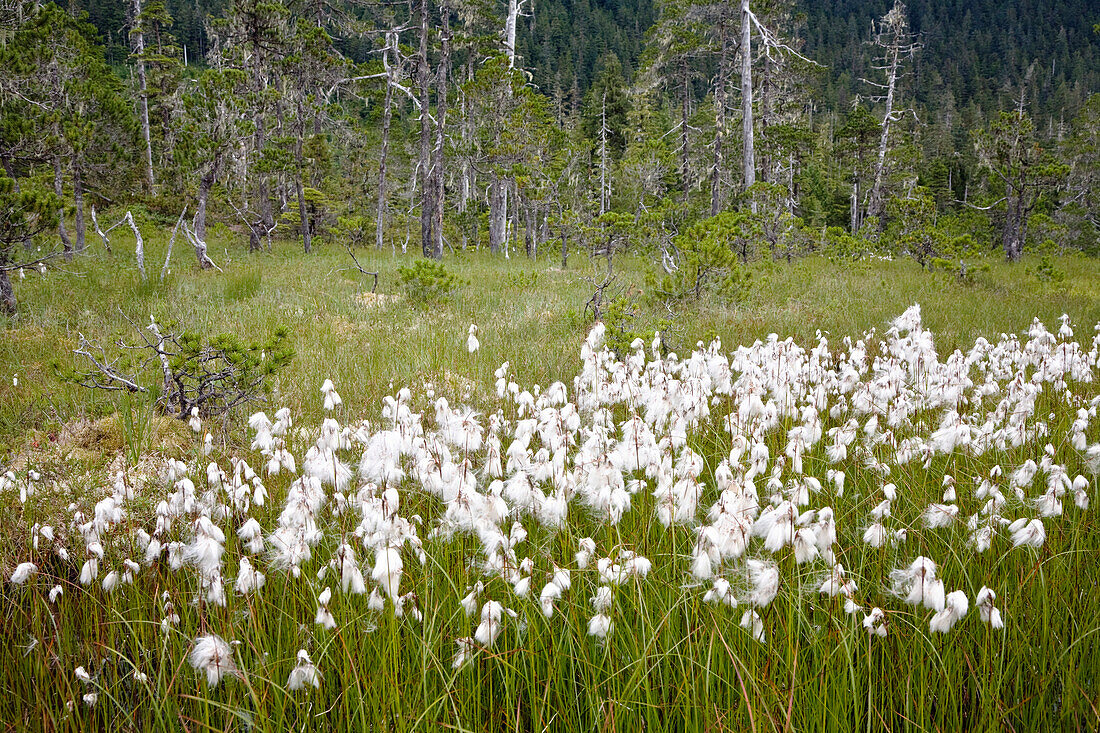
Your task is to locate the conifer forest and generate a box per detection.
[1,0,1100,730]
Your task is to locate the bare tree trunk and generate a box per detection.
[850,176,860,233]
[126,211,147,280]
[524,202,535,258]
[598,93,609,215]
[504,0,519,67]
[54,156,72,261]
[0,269,15,315]
[711,19,731,216]
[295,93,311,254]
[376,31,396,251]
[760,52,774,185]
[417,0,436,258]
[72,160,85,253]
[489,173,506,253]
[430,5,451,259]
[867,45,899,223]
[560,216,568,268]
[680,61,690,203]
[133,0,155,193]
[1003,191,1024,262]
[195,169,214,242]
[161,205,186,280]
[250,34,273,252]
[740,0,756,194]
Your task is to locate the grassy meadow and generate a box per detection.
[2,220,1100,731]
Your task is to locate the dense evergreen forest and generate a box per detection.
[1,0,1098,314]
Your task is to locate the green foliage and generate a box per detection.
[601,293,643,359]
[929,257,991,286]
[887,189,981,267]
[650,211,749,303]
[397,259,462,305]
[1029,255,1066,285]
[333,216,372,248]
[819,226,878,262]
[0,176,59,251]
[165,325,294,417]
[502,270,540,290]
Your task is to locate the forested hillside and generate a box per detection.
[1,0,1098,316]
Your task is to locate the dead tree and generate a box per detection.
[864,0,920,224]
[129,0,156,193]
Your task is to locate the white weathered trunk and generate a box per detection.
[740,0,755,194]
[417,0,435,258]
[505,0,519,67]
[867,46,899,223]
[126,211,146,280]
[712,18,732,215]
[377,31,396,252]
[489,174,507,253]
[161,206,186,280]
[599,93,609,215]
[133,0,155,192]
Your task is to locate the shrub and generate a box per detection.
[397,259,462,304]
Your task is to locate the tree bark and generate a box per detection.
[376,31,396,252]
[417,0,436,258]
[430,5,451,259]
[1003,190,1024,262]
[295,93,311,253]
[760,52,774,185]
[195,169,214,242]
[0,268,15,316]
[489,173,506,254]
[133,0,155,193]
[680,60,690,203]
[250,20,273,251]
[711,18,732,216]
[72,160,85,253]
[598,93,609,215]
[504,0,519,68]
[867,44,899,224]
[54,156,72,261]
[740,0,756,194]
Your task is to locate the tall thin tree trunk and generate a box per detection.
[524,202,535,258]
[72,160,85,253]
[760,53,774,185]
[504,0,519,67]
[0,269,15,315]
[376,31,396,251]
[133,0,155,193]
[250,30,272,251]
[1004,190,1023,262]
[599,93,609,215]
[431,5,451,259]
[489,173,506,254]
[295,93,311,253]
[711,19,731,216]
[850,175,860,233]
[418,0,436,258]
[740,0,755,194]
[680,61,690,202]
[867,45,899,224]
[195,169,214,242]
[54,156,72,261]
